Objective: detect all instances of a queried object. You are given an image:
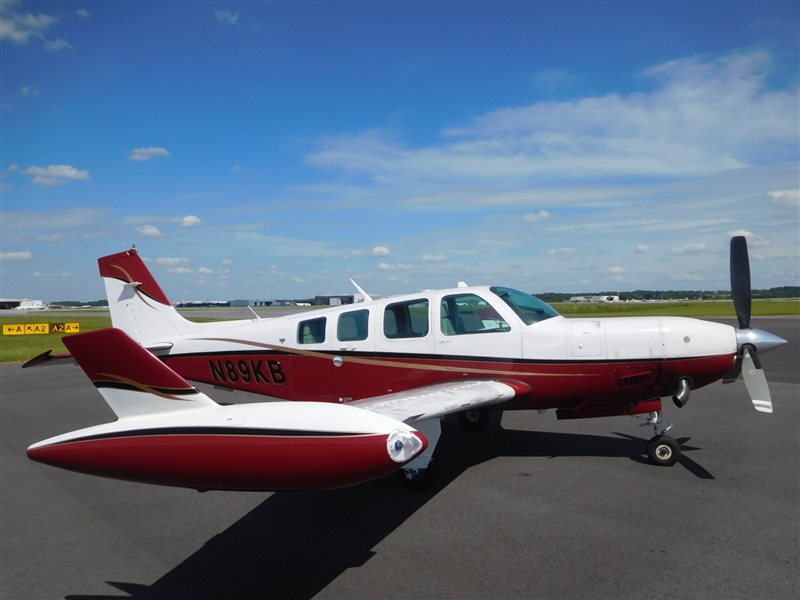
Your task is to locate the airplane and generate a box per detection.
[26,236,786,487]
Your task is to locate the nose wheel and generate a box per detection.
[641,410,681,466]
[647,435,680,466]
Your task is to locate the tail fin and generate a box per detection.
[98,248,199,344]
[64,328,217,419]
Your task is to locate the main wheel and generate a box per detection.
[647,435,680,466]
[398,461,437,489]
[458,409,489,430]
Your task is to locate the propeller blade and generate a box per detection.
[741,348,772,413]
[730,236,752,330]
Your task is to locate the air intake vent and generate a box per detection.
[618,372,653,389]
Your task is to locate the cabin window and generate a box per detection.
[298,317,326,344]
[337,309,369,342]
[384,299,429,339]
[440,294,510,335]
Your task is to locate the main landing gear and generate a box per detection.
[643,411,680,466]
[398,419,441,489]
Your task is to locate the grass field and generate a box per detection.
[1,299,797,363]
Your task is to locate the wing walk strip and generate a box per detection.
[196,337,601,378]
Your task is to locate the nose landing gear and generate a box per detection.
[642,411,681,466]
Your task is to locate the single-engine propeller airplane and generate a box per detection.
[27,236,786,488]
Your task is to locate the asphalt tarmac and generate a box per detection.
[1,318,798,600]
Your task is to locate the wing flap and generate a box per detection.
[349,379,531,423]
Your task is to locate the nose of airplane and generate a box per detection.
[736,328,787,355]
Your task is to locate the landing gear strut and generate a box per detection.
[397,460,438,489]
[458,409,490,430]
[643,411,681,466]
[399,419,441,489]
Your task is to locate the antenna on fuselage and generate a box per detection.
[350,279,373,302]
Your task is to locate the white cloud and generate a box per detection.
[214,10,239,25]
[371,245,390,257]
[221,259,233,265]
[21,85,40,96]
[308,51,797,184]
[24,164,90,186]
[522,210,551,223]
[377,262,415,271]
[768,189,799,208]
[129,146,171,161]
[154,257,189,267]
[1,250,32,261]
[2,207,106,233]
[669,243,707,255]
[197,267,214,275]
[169,267,193,274]
[636,245,651,254]
[76,8,90,18]
[0,7,58,44]
[609,266,625,273]
[44,37,72,52]
[421,253,448,262]
[266,265,287,276]
[33,270,72,278]
[136,225,165,238]
[546,247,579,257]
[179,215,203,227]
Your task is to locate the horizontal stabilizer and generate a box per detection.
[64,328,217,419]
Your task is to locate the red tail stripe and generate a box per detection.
[98,249,170,306]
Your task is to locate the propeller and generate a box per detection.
[730,235,751,330]
[726,235,785,413]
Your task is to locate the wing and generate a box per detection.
[349,379,531,423]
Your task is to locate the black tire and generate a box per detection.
[458,409,490,430]
[647,435,680,466]
[398,461,437,490]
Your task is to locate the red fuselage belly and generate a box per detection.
[163,351,736,408]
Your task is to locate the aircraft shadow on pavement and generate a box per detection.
[65,417,714,600]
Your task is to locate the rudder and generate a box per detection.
[99,248,198,344]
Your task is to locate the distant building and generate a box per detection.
[175,301,230,308]
[0,298,46,310]
[230,299,273,307]
[314,295,355,306]
[568,295,620,303]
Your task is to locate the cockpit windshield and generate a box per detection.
[490,286,559,325]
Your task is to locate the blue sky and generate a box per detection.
[2,1,798,302]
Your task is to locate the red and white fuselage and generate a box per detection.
[98,248,739,420]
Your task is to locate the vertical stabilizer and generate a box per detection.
[98,249,199,344]
[63,328,217,419]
